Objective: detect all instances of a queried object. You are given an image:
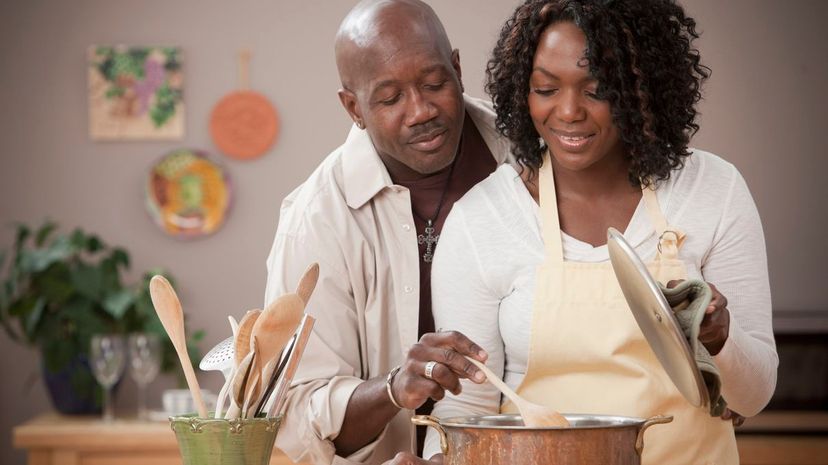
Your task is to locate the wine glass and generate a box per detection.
[128,333,162,420]
[90,334,126,422]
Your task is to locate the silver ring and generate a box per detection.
[424,361,438,380]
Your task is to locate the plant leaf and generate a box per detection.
[102,289,133,319]
[70,263,104,300]
[69,229,87,249]
[86,235,104,253]
[34,221,58,247]
[14,223,31,252]
[63,298,110,341]
[24,297,46,341]
[19,236,75,273]
[110,248,130,269]
[34,264,74,304]
[9,295,36,317]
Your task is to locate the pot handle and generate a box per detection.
[412,415,448,455]
[635,414,673,456]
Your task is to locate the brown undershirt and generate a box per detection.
[391,112,497,455]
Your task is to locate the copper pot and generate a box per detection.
[412,413,672,465]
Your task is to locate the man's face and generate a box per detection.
[339,37,465,179]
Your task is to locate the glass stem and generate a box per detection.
[138,384,147,420]
[103,386,114,422]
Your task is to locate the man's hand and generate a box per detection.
[721,408,746,426]
[383,452,443,465]
[391,331,487,410]
[666,280,731,355]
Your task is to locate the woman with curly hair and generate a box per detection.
[422,0,777,463]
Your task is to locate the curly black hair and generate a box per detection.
[485,0,710,186]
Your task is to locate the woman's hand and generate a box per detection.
[392,331,487,410]
[666,280,730,355]
[383,452,444,465]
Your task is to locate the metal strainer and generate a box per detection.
[199,336,235,379]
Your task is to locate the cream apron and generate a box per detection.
[505,154,738,464]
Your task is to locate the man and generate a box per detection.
[264,1,512,463]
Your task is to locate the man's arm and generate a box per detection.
[334,332,488,457]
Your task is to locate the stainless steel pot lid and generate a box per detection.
[606,227,709,408]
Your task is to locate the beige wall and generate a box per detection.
[1,1,826,464]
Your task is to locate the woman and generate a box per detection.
[425,0,777,463]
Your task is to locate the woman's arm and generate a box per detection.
[701,167,778,417]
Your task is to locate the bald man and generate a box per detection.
[264,1,512,463]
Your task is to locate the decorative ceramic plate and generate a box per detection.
[145,149,232,238]
[209,90,279,160]
[607,227,709,408]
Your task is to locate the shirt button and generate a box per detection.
[404,286,413,293]
[402,224,411,231]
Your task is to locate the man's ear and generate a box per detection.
[338,88,364,128]
[451,49,464,93]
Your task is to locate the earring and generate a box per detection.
[356,121,364,129]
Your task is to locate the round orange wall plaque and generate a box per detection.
[209,90,279,160]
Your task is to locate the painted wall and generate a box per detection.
[1,1,826,464]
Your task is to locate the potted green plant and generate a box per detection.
[0,221,204,414]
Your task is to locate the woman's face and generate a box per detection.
[528,21,624,172]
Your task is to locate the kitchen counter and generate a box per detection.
[14,411,827,465]
[736,411,828,465]
[13,413,310,465]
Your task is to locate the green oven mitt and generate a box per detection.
[659,279,728,417]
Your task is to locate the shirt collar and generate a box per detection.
[341,94,504,209]
[341,123,393,209]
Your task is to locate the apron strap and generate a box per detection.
[539,152,564,263]
[641,186,685,260]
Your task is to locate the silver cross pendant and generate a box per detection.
[417,220,440,263]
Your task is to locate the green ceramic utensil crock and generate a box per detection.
[170,414,282,465]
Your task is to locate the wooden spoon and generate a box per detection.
[295,263,320,305]
[231,349,255,418]
[234,309,261,368]
[465,356,569,428]
[252,294,305,368]
[149,275,208,418]
[243,336,263,418]
[247,294,305,411]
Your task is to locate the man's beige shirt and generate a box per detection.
[264,95,511,465]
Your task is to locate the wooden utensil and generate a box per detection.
[245,294,305,415]
[214,316,240,418]
[295,263,319,305]
[149,275,208,418]
[465,356,569,428]
[234,309,261,368]
[242,336,263,418]
[230,350,255,419]
[251,294,304,367]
